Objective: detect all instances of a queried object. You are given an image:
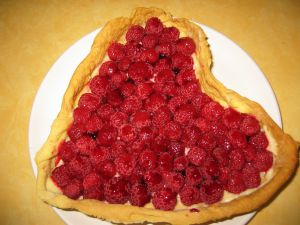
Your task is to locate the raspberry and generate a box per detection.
[90,147,111,166]
[151,137,169,153]
[200,182,224,204]
[253,150,273,172]
[73,107,91,124]
[242,145,257,162]
[176,37,196,56]
[75,136,96,155]
[78,93,100,110]
[90,75,109,96]
[152,106,172,127]
[51,165,72,188]
[186,166,203,186]
[225,170,246,194]
[83,188,104,200]
[129,183,151,206]
[159,27,180,43]
[110,141,126,158]
[115,153,135,177]
[109,72,127,89]
[173,156,188,171]
[191,93,211,110]
[202,159,220,178]
[171,53,193,70]
[199,132,217,150]
[212,147,229,167]
[62,179,83,200]
[85,114,103,133]
[152,187,177,211]
[168,142,184,158]
[67,123,86,141]
[131,111,151,128]
[129,165,145,184]
[118,57,131,71]
[125,42,142,61]
[139,149,157,170]
[68,156,92,178]
[139,126,155,143]
[128,62,152,83]
[144,93,166,112]
[201,101,224,121]
[180,186,201,206]
[106,89,123,107]
[250,132,269,150]
[180,81,200,100]
[176,69,196,85]
[82,172,103,191]
[136,82,153,99]
[210,121,228,137]
[160,82,178,97]
[155,69,175,83]
[120,124,137,142]
[163,121,182,141]
[242,164,261,188]
[126,25,145,43]
[218,167,230,184]
[129,140,146,156]
[174,104,196,125]
[240,115,260,136]
[222,108,242,129]
[144,170,163,192]
[104,177,129,204]
[142,33,158,49]
[120,82,136,97]
[155,42,175,57]
[99,61,118,76]
[97,103,115,120]
[217,135,232,151]
[228,129,247,148]
[154,58,172,74]
[58,141,77,163]
[109,111,128,128]
[120,96,142,115]
[187,147,207,166]
[108,42,125,61]
[97,125,117,146]
[229,149,245,170]
[145,17,163,35]
[164,172,184,192]
[98,160,116,179]
[140,48,159,64]
[158,152,174,171]
[194,117,211,133]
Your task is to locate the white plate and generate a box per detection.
[29,23,282,225]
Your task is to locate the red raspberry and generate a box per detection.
[126,25,145,43]
[144,170,163,192]
[129,140,146,156]
[78,93,100,110]
[152,187,177,211]
[106,89,123,107]
[145,17,163,35]
[68,156,92,179]
[62,179,83,200]
[217,135,232,151]
[210,121,228,137]
[201,101,224,121]
[180,186,201,206]
[173,156,188,171]
[180,81,200,100]
[128,164,145,184]
[158,152,174,171]
[104,177,129,204]
[164,172,184,192]
[139,149,157,170]
[240,115,260,136]
[110,72,127,89]
[108,42,125,61]
[120,82,136,97]
[202,159,220,178]
[159,27,180,43]
[129,183,151,207]
[187,147,207,166]
[110,111,128,128]
[229,149,246,170]
[90,75,109,96]
[167,142,184,158]
[82,172,103,191]
[218,167,230,184]
[111,141,127,158]
[154,58,172,74]
[155,69,175,83]
[253,150,273,172]
[242,145,257,162]
[176,37,196,55]
[99,61,118,76]
[131,111,151,128]
[58,141,77,163]
[51,165,72,188]
[171,53,193,70]
[85,114,103,133]
[242,164,261,188]
[97,103,115,120]
[73,107,91,124]
[115,153,135,177]
[140,48,159,64]
[152,106,172,127]
[199,132,217,150]
[176,69,196,85]
[120,124,137,142]
[136,82,153,99]
[163,121,182,141]
[194,117,211,133]
[225,170,246,194]
[98,160,116,179]
[200,182,224,204]
[191,93,212,111]
[97,125,117,146]
[125,42,142,62]
[250,132,269,150]
[139,126,155,144]
[174,104,196,125]
[118,57,131,71]
[128,62,153,83]
[212,147,229,167]
[160,81,178,97]
[155,42,175,57]
[75,136,96,155]
[151,136,169,153]
[90,147,111,165]
[186,166,203,186]
[144,93,166,112]
[142,33,158,49]
[67,123,86,141]
[228,129,247,148]
[120,96,142,115]
[222,108,242,129]
[83,187,104,200]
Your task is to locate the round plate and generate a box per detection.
[29,23,282,225]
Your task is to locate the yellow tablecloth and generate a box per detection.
[1,1,299,224]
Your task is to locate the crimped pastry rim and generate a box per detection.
[35,7,299,225]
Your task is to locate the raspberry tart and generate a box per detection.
[35,7,299,225]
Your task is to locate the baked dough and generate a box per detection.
[35,7,299,225]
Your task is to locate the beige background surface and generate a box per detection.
[0,0,299,224]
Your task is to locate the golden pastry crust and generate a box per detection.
[35,7,299,225]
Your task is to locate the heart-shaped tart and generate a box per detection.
[35,7,299,225]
